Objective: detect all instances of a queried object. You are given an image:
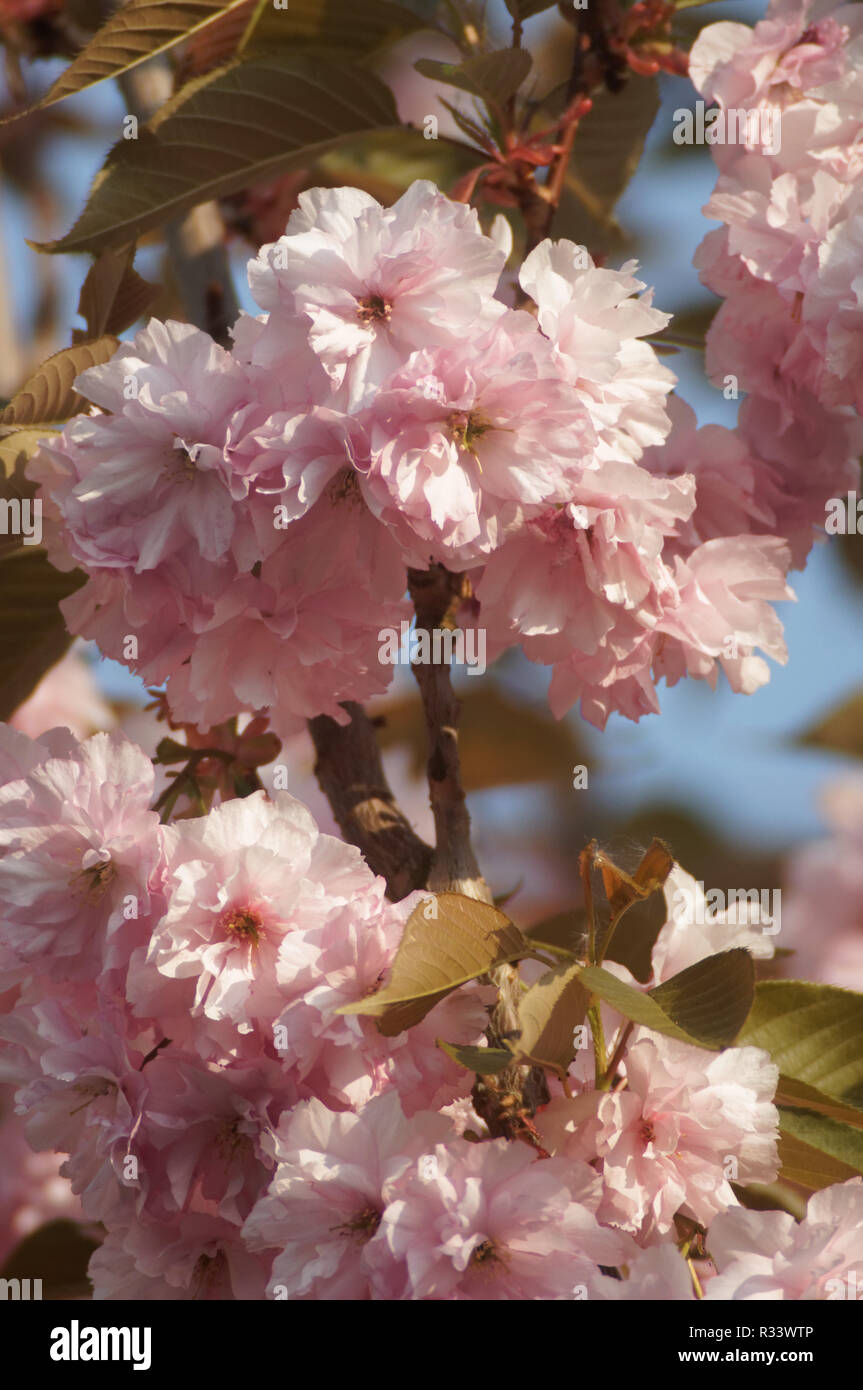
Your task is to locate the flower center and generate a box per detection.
[165,438,201,482]
[191,1249,228,1298]
[469,1238,506,1276]
[448,410,494,461]
[222,907,263,946]
[70,857,116,903]
[356,294,392,325]
[333,1205,382,1243]
[216,1117,252,1163]
[640,1120,656,1146]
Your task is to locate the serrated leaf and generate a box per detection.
[0,427,56,483]
[509,961,589,1076]
[0,338,119,426]
[182,0,432,78]
[580,953,753,1050]
[739,980,863,1109]
[416,48,532,108]
[35,55,402,256]
[778,1107,863,1180]
[774,1075,863,1130]
[566,76,659,224]
[437,1040,512,1075]
[77,247,159,338]
[650,949,755,1050]
[4,0,251,120]
[579,964,699,1046]
[0,428,56,560]
[0,549,85,721]
[798,689,863,759]
[339,892,529,1034]
[777,1123,863,1192]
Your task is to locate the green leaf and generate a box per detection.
[0,338,119,427]
[4,0,252,120]
[509,961,589,1077]
[797,689,863,759]
[0,428,57,560]
[579,964,699,1046]
[739,980,863,1109]
[182,0,433,76]
[775,1075,863,1131]
[778,1107,863,1180]
[253,0,432,54]
[0,549,85,721]
[777,1122,863,1192]
[34,55,402,256]
[415,48,532,108]
[580,950,754,1050]
[338,892,530,1035]
[650,949,755,1051]
[76,247,159,339]
[436,1041,512,1075]
[566,75,659,224]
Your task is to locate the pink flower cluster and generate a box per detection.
[31,179,804,734]
[686,0,863,562]
[781,774,863,991]
[0,725,487,1296]
[3,724,859,1300]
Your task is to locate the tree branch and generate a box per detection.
[308,702,433,902]
[407,563,490,903]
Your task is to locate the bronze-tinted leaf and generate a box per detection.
[4,0,252,119]
[565,76,659,228]
[181,0,432,79]
[509,961,589,1076]
[1,338,119,426]
[415,49,532,108]
[649,948,755,1050]
[0,548,85,721]
[798,689,863,760]
[437,1041,512,1075]
[0,428,56,560]
[339,892,529,1034]
[36,56,402,256]
[77,247,159,338]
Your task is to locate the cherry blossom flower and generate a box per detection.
[537,1035,779,1241]
[379,1132,633,1300]
[242,1094,454,1300]
[247,181,507,410]
[705,1178,863,1299]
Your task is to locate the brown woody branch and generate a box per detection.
[406,564,490,903]
[308,702,433,902]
